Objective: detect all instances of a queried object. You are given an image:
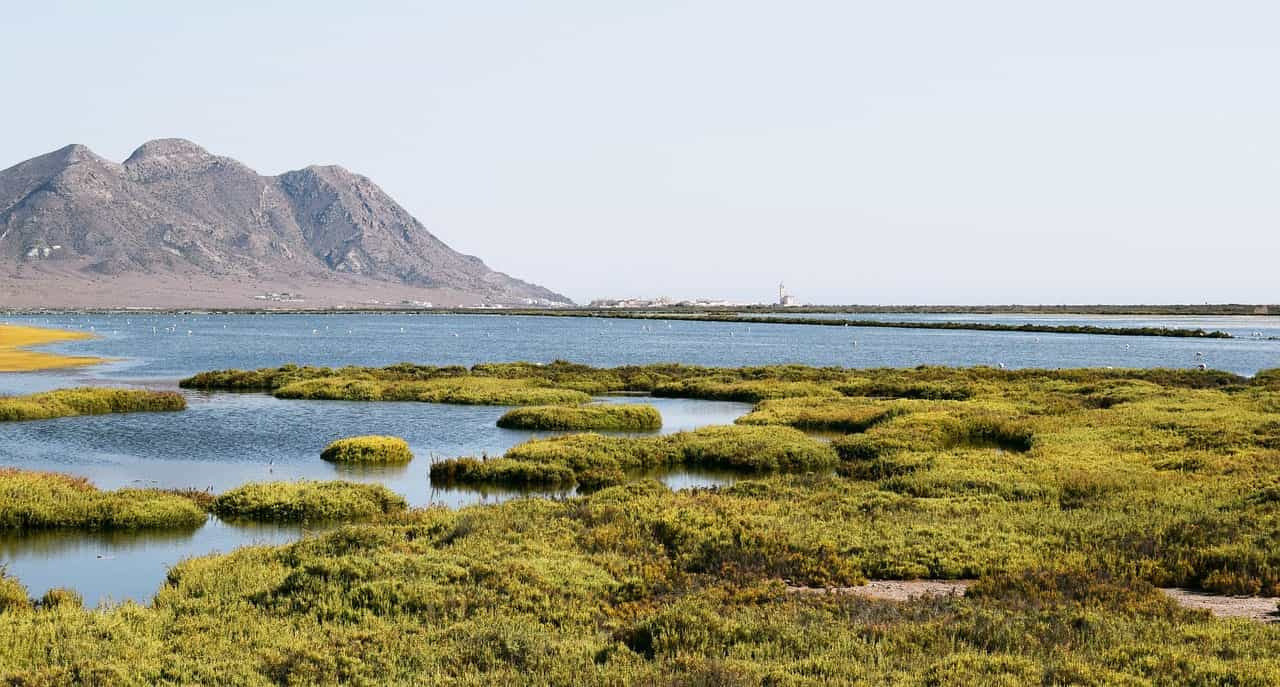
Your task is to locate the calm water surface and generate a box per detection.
[1,312,1277,605]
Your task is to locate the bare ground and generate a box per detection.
[786,581,1280,623]
[0,262,532,309]
[785,580,972,601]
[1160,588,1280,623]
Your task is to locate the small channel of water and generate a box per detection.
[0,395,750,606]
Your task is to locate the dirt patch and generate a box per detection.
[786,580,972,601]
[1161,588,1280,623]
[787,581,1280,623]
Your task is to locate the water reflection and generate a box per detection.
[0,518,300,608]
[0,395,750,605]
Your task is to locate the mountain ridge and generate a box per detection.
[0,139,570,307]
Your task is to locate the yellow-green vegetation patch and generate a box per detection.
[275,376,592,405]
[320,436,414,464]
[496,403,662,431]
[8,364,1280,681]
[737,396,907,432]
[0,468,207,531]
[435,425,839,490]
[210,481,407,522]
[653,378,842,402]
[429,456,578,488]
[0,387,186,422]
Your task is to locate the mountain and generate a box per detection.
[0,139,571,308]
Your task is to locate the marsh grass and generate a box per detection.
[321,436,414,464]
[429,457,577,488]
[435,425,839,490]
[737,397,907,432]
[211,481,407,522]
[9,363,1280,682]
[0,387,186,422]
[496,404,662,431]
[0,469,206,531]
[276,376,591,405]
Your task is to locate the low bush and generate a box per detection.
[275,376,591,406]
[652,379,841,402]
[0,469,207,531]
[443,425,838,489]
[0,574,29,613]
[837,379,974,401]
[37,588,83,611]
[320,436,414,464]
[666,426,839,472]
[429,457,577,488]
[0,387,186,422]
[496,403,662,431]
[211,481,407,522]
[737,397,906,432]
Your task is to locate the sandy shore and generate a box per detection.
[0,324,105,372]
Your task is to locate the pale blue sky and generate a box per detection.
[4,1,1277,304]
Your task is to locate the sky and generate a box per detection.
[3,1,1278,305]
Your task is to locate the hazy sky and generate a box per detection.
[4,1,1277,304]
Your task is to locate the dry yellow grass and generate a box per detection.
[0,324,105,372]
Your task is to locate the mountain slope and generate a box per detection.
[0,139,570,307]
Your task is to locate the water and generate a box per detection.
[0,393,750,508]
[1,311,1275,384]
[738,311,1280,340]
[1,311,1278,605]
[0,520,300,607]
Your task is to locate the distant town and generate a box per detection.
[588,283,804,309]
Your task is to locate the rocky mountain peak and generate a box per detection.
[123,138,223,181]
[0,139,571,307]
[125,138,211,163]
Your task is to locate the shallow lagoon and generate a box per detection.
[1,311,1277,605]
[2,311,1277,386]
[0,393,749,606]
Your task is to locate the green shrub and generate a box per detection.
[211,481,407,522]
[665,426,838,472]
[438,425,838,490]
[737,397,906,432]
[0,469,207,531]
[496,404,662,431]
[320,436,414,464]
[652,379,841,402]
[429,457,577,488]
[0,574,29,613]
[37,588,83,610]
[275,376,591,406]
[837,380,974,401]
[0,388,186,422]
